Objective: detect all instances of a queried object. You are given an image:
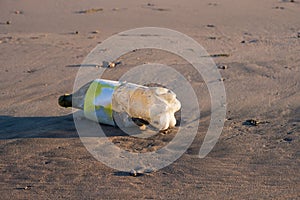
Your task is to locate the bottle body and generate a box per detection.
[58,79,181,130]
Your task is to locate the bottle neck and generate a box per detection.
[58,94,72,108]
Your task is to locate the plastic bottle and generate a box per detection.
[58,79,181,130]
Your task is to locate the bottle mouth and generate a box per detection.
[58,94,72,108]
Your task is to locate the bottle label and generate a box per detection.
[84,79,120,126]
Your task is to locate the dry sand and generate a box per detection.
[0,0,299,199]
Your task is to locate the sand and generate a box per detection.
[0,0,299,199]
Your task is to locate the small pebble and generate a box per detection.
[14,10,22,14]
[129,169,137,177]
[249,39,259,43]
[274,6,285,10]
[75,31,79,34]
[129,169,145,176]
[109,62,115,68]
[102,61,121,68]
[219,78,225,81]
[208,36,216,40]
[102,61,112,68]
[24,186,31,190]
[91,30,99,34]
[218,65,228,69]
[6,21,11,25]
[283,137,293,142]
[26,69,37,73]
[241,40,246,43]
[243,119,258,126]
[297,32,300,38]
[207,24,215,28]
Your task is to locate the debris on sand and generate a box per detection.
[14,10,23,14]
[283,137,293,142]
[208,3,218,6]
[243,119,270,126]
[129,169,145,177]
[77,8,103,14]
[25,69,37,74]
[16,186,32,190]
[91,30,99,34]
[218,65,228,69]
[102,61,121,68]
[152,8,170,11]
[129,168,154,177]
[273,6,285,10]
[208,36,217,40]
[24,186,31,190]
[210,53,230,58]
[207,24,215,28]
[281,0,296,2]
[243,119,259,126]
[129,169,137,176]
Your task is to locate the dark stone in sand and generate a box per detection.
[243,119,258,126]
[283,137,293,142]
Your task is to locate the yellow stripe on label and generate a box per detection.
[84,79,119,126]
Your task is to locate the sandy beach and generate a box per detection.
[0,0,299,199]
